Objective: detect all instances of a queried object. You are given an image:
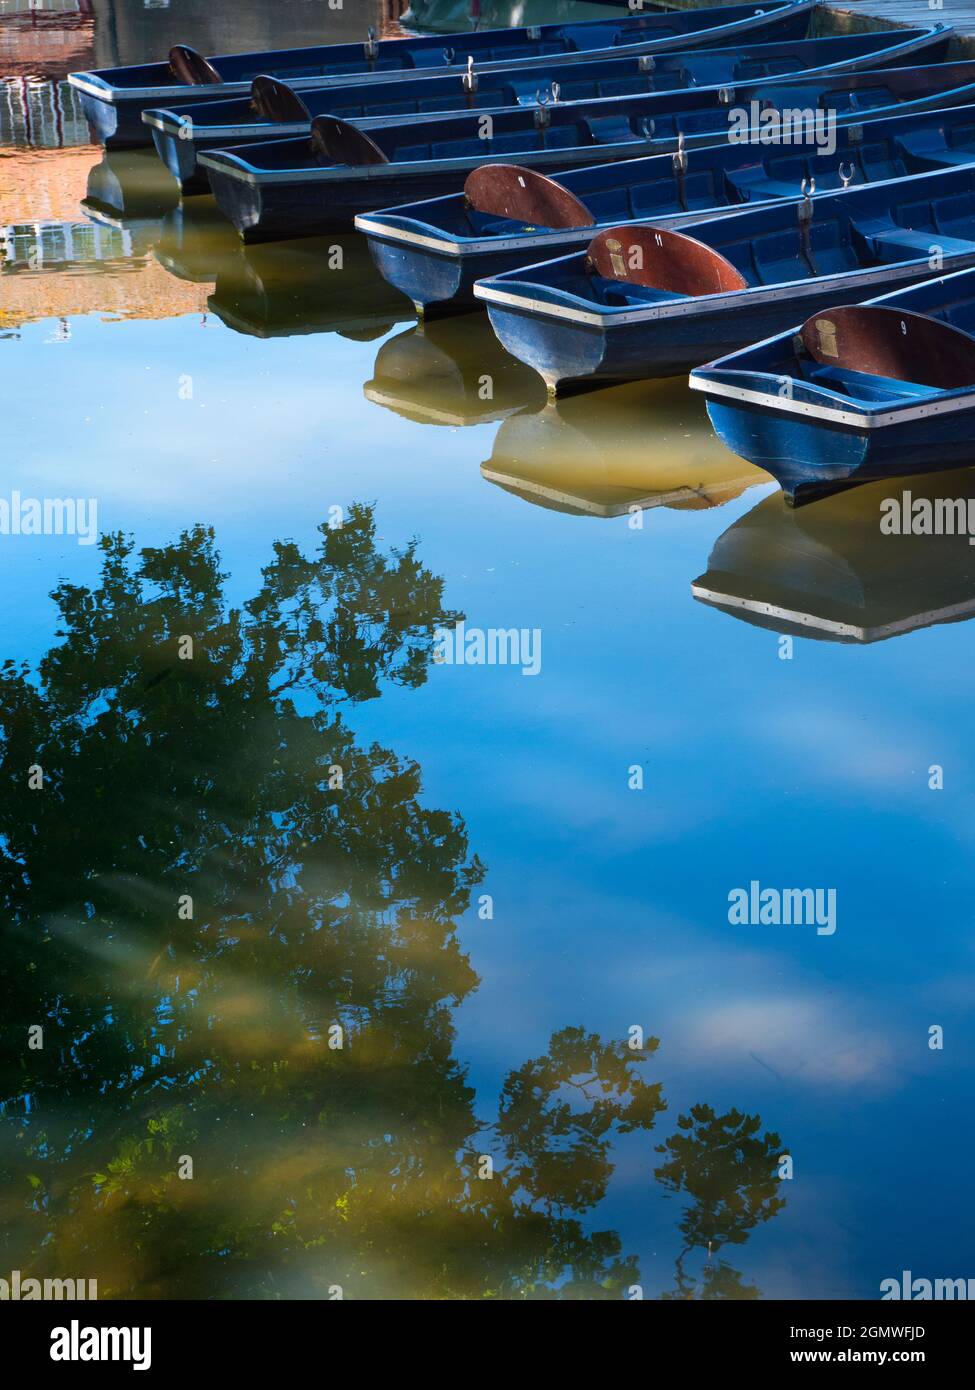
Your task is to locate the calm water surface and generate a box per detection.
[2,0,974,1300]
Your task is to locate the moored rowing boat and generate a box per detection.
[359,92,975,316]
[201,63,975,242]
[473,164,975,394]
[690,265,975,504]
[142,25,948,194]
[68,0,814,148]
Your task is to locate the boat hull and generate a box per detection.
[367,234,533,318]
[68,1,814,149]
[704,369,975,504]
[142,25,950,193]
[77,85,229,150]
[481,262,958,394]
[358,76,975,315]
[204,147,653,241]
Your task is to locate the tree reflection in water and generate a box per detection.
[0,506,786,1298]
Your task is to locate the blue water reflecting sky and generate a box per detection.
[4,293,974,1296]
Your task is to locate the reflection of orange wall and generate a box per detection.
[1,257,210,328]
[0,15,95,78]
[0,144,97,221]
[1,140,210,328]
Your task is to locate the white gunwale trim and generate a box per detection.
[473,257,975,327]
[354,203,744,258]
[355,217,593,257]
[689,374,975,428]
[142,112,286,140]
[691,583,975,641]
[198,141,657,187]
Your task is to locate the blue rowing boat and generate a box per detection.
[67,0,813,149]
[199,63,975,243]
[691,471,975,639]
[690,265,975,504]
[142,25,948,194]
[359,92,975,317]
[473,163,975,394]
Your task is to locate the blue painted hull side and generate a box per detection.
[206,152,643,240]
[368,237,526,316]
[80,88,228,150]
[706,398,975,503]
[150,125,231,193]
[485,263,948,393]
[207,167,512,241]
[70,3,815,148]
[367,232,583,315]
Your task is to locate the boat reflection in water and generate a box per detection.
[153,198,241,285]
[209,234,413,341]
[364,312,547,426]
[692,469,975,643]
[148,203,413,340]
[83,148,182,227]
[482,380,767,517]
[0,149,208,330]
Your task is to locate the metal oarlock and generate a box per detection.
[443,47,455,66]
[462,56,478,97]
[638,55,656,73]
[364,27,377,62]
[672,133,689,212]
[718,86,735,106]
[799,177,816,269]
[839,162,854,189]
[639,117,655,141]
[534,89,552,136]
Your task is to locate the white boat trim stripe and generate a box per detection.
[473,259,975,327]
[689,374,975,428]
[691,583,975,641]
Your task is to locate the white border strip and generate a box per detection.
[691,582,975,640]
[690,374,975,428]
[472,261,973,327]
